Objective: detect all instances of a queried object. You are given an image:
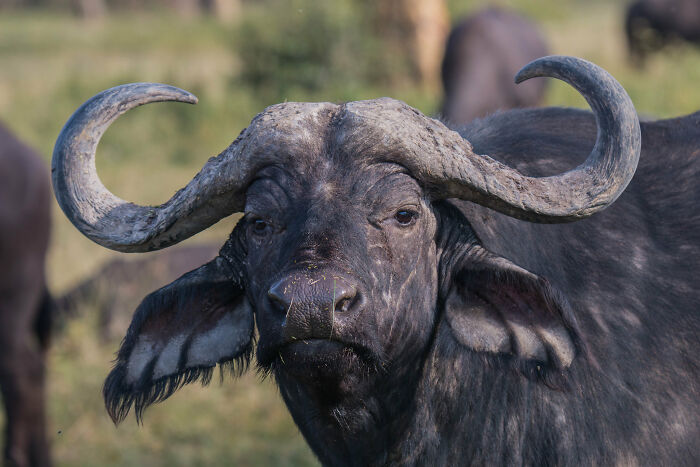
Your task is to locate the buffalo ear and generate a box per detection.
[444,247,579,382]
[103,255,253,424]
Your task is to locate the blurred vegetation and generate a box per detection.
[0,0,699,465]
[236,0,402,102]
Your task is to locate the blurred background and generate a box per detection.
[0,0,699,465]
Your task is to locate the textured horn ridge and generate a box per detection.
[52,83,245,253]
[433,55,641,222]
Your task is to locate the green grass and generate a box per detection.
[0,1,699,465]
[50,313,316,466]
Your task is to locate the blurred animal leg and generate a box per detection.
[0,291,50,467]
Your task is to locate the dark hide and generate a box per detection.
[440,8,549,126]
[0,122,52,467]
[55,244,218,339]
[104,107,699,465]
[626,0,700,65]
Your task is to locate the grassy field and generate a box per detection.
[1,0,699,465]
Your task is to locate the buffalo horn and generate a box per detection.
[430,55,641,222]
[52,83,250,252]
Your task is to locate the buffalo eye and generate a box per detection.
[394,209,418,226]
[251,218,270,236]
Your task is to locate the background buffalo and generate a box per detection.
[441,7,549,125]
[0,122,52,467]
[626,0,700,65]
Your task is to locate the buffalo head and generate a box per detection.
[52,56,640,456]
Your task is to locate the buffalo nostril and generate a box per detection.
[269,293,288,312]
[268,280,292,313]
[336,297,351,313]
[334,288,362,314]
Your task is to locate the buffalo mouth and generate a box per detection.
[268,338,381,380]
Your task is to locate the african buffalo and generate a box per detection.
[52,56,699,465]
[626,0,700,64]
[441,7,549,125]
[56,244,218,339]
[0,122,52,467]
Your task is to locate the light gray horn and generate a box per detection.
[432,55,641,222]
[52,83,246,252]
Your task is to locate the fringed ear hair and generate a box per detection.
[103,256,254,423]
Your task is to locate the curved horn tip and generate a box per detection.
[110,82,198,105]
[172,88,198,105]
[144,83,198,105]
[180,91,198,105]
[514,55,594,85]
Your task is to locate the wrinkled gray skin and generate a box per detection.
[52,57,698,465]
[626,0,700,65]
[441,7,549,125]
[0,122,52,467]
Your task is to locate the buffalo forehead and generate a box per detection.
[244,97,468,168]
[254,100,339,139]
[339,98,475,175]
